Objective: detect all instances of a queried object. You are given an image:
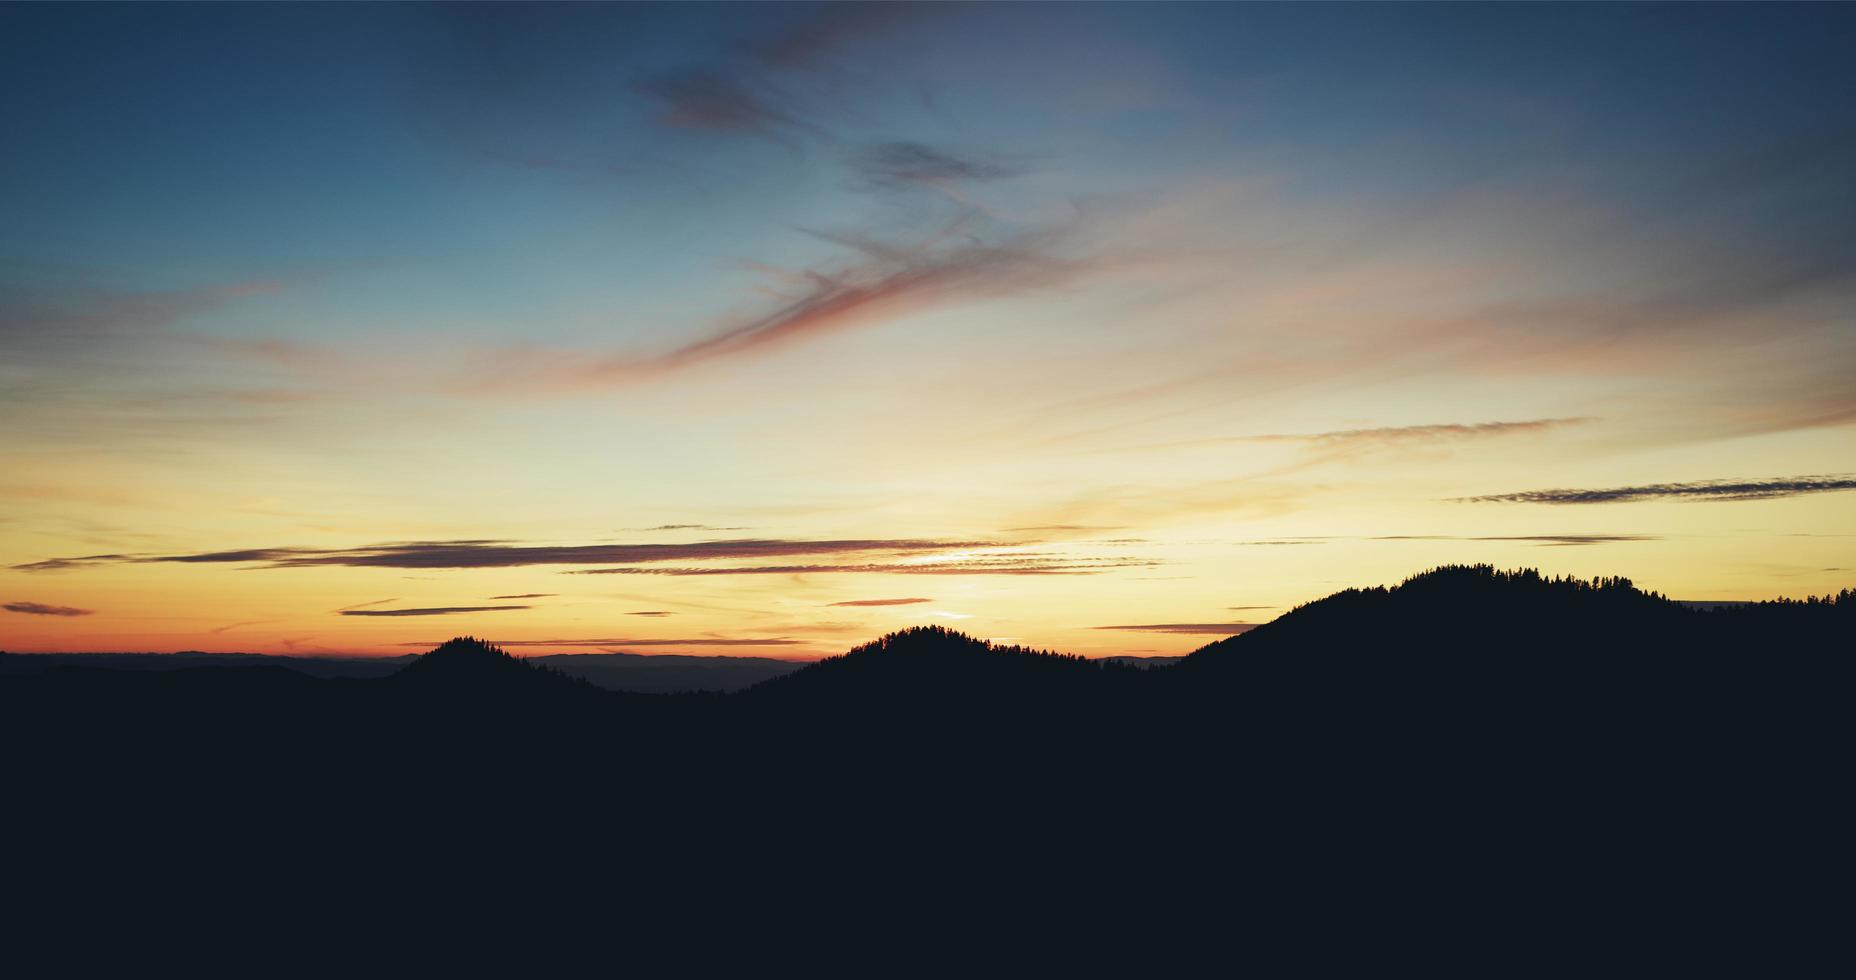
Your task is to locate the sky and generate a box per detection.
[2,2,1853,658]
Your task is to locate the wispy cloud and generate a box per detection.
[1367,534,1659,546]
[1001,524,1129,534]
[627,611,673,617]
[1234,533,1654,547]
[634,70,820,140]
[10,553,136,573]
[827,597,933,607]
[15,537,1002,573]
[459,143,1152,392]
[3,601,93,617]
[1255,418,1595,448]
[1,280,287,350]
[1095,418,1597,465]
[402,637,800,648]
[631,4,910,141]
[488,593,556,600]
[851,142,1023,190]
[1457,476,1856,505]
[741,3,911,70]
[340,605,532,618]
[1093,622,1258,635]
[588,637,800,648]
[486,231,1086,386]
[574,557,1158,576]
[334,598,399,612]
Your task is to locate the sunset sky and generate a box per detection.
[3,2,1853,658]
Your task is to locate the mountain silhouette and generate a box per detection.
[1180,564,1850,682]
[1184,564,1679,668]
[389,636,612,739]
[742,625,1146,743]
[398,635,572,685]
[750,625,1126,696]
[6,563,1845,931]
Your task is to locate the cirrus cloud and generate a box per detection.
[1456,475,1856,505]
[14,537,1005,573]
[340,605,531,617]
[401,637,801,649]
[572,557,1158,576]
[3,601,93,617]
[1093,622,1258,635]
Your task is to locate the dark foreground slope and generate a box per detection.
[4,566,1847,944]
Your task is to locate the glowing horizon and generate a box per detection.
[3,3,1853,658]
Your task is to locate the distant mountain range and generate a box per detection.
[0,640,1183,692]
[0,647,804,693]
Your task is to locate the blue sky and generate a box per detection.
[8,3,1847,310]
[3,3,1853,655]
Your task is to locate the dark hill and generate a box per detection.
[1182,563,1851,669]
[387,636,622,739]
[396,636,595,694]
[1166,565,1851,784]
[1182,564,1682,669]
[741,626,1148,752]
[747,625,1132,701]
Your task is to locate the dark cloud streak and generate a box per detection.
[340,606,531,618]
[633,69,820,140]
[11,553,136,573]
[574,558,1158,576]
[1093,623,1259,635]
[16,537,1003,573]
[852,142,1023,189]
[3,601,93,617]
[1259,418,1594,445]
[402,637,801,648]
[631,5,910,141]
[1368,534,1659,546]
[1457,476,1856,505]
[599,235,1081,376]
[333,598,399,612]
